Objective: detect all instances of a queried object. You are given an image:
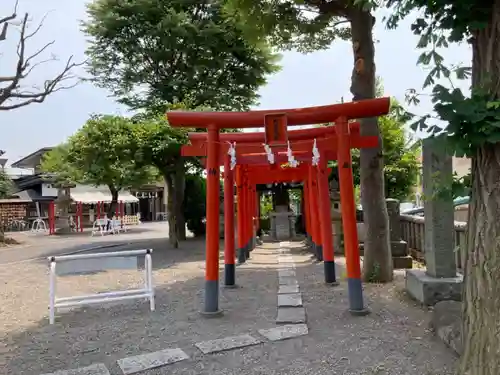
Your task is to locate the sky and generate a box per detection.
[0,0,472,170]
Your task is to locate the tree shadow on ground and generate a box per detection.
[2,240,281,375]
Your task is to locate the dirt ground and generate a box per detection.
[0,239,458,375]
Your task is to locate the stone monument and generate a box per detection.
[55,184,75,234]
[329,177,344,254]
[405,138,463,305]
[386,198,413,269]
[270,205,296,240]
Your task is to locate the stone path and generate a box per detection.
[39,241,311,375]
[276,242,307,325]
[3,240,458,375]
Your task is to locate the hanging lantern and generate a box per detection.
[263,143,275,164]
[227,142,237,170]
[312,138,320,166]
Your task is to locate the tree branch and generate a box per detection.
[304,0,351,18]
[0,10,85,111]
[0,0,18,41]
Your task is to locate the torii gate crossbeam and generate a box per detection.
[166,97,390,317]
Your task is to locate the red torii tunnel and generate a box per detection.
[228,164,324,269]
[167,97,391,316]
[230,164,335,269]
[187,127,377,287]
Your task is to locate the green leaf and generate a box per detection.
[84,0,281,111]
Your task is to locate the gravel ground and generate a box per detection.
[147,242,459,375]
[0,239,458,375]
[0,238,281,375]
[0,222,170,264]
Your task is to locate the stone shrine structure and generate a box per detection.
[386,198,413,269]
[270,205,296,240]
[54,184,75,234]
[405,138,463,305]
[329,177,344,254]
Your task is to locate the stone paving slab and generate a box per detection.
[41,364,110,375]
[278,277,298,286]
[194,334,261,354]
[258,324,309,341]
[278,285,300,294]
[117,348,189,374]
[278,293,303,307]
[276,307,306,324]
[278,269,296,277]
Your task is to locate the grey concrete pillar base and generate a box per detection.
[237,248,246,264]
[316,245,323,262]
[224,263,235,286]
[199,309,224,318]
[324,260,337,284]
[326,281,340,287]
[202,280,221,316]
[347,278,366,313]
[405,269,463,306]
[349,308,371,316]
[223,284,240,289]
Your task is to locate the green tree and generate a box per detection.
[83,0,280,111]
[84,0,278,245]
[184,173,207,237]
[0,170,14,243]
[387,0,500,372]
[0,170,13,199]
[42,115,156,216]
[41,144,83,185]
[225,0,393,282]
[351,108,421,202]
[130,113,192,247]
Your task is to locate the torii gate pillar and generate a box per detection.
[223,156,236,287]
[203,125,222,315]
[337,117,369,315]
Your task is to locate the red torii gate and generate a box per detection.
[234,164,318,265]
[167,97,390,316]
[186,126,377,283]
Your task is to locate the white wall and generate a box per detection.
[41,183,58,197]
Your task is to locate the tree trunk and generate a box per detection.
[165,174,179,248]
[173,159,186,241]
[107,186,119,218]
[349,10,392,282]
[460,5,500,373]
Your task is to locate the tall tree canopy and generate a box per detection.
[42,115,156,216]
[351,79,421,202]
[130,112,192,246]
[83,0,281,111]
[83,0,279,246]
[387,0,500,373]
[0,170,13,199]
[224,0,393,282]
[351,108,421,202]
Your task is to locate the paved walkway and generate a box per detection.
[0,240,458,375]
[0,222,169,265]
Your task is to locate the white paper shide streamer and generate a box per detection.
[287,141,298,167]
[312,138,320,166]
[227,142,236,170]
[263,143,275,164]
